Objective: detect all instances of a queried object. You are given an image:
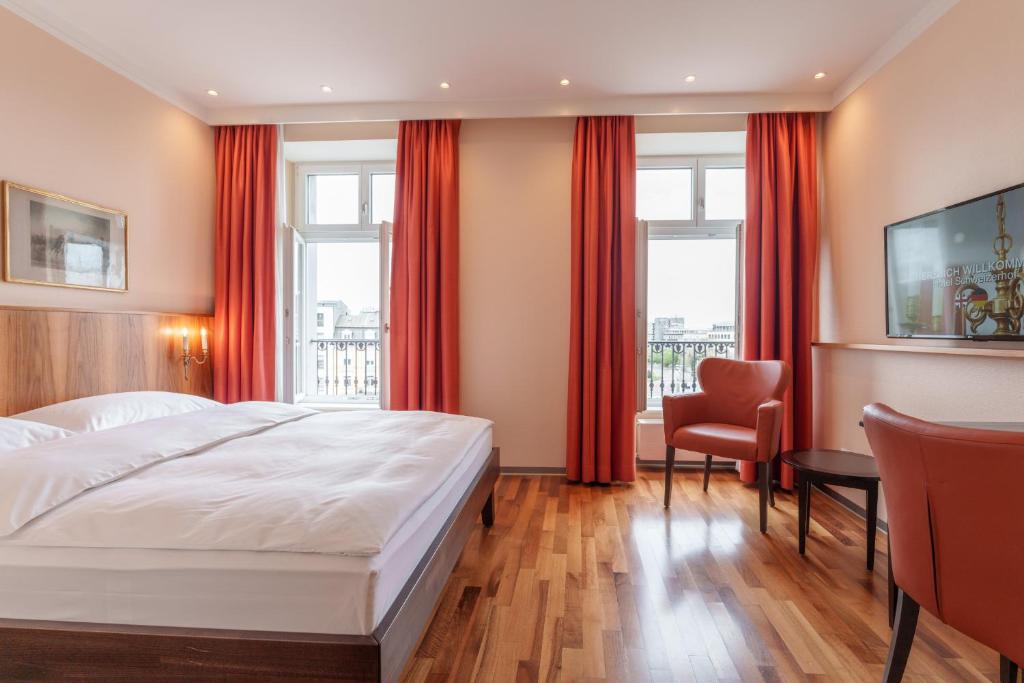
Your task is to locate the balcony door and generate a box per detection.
[289,162,395,406]
[636,155,744,414]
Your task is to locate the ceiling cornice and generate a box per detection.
[0,0,211,122]
[206,92,833,126]
[831,0,958,108]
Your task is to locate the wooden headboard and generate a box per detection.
[0,306,214,416]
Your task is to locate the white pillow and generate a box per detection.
[13,391,221,433]
[0,417,73,452]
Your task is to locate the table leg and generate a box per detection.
[866,482,878,571]
[798,475,808,555]
[805,483,812,537]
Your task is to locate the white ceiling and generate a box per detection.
[2,0,956,124]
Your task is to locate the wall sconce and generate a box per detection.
[182,327,209,381]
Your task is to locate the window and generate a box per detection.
[638,155,744,412]
[636,167,693,221]
[307,174,359,225]
[290,162,395,405]
[704,166,745,220]
[636,156,744,227]
[370,172,395,224]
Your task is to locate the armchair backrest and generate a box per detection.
[697,358,790,428]
[863,403,1024,665]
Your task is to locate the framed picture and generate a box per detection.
[2,181,128,292]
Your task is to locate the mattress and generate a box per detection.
[0,423,492,636]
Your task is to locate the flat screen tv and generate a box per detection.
[886,183,1024,340]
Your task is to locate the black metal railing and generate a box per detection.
[647,340,736,406]
[312,339,380,400]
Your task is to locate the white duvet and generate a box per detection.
[0,403,492,556]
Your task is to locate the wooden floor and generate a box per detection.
[401,470,999,682]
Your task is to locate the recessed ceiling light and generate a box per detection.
[560,78,571,87]
[206,89,219,97]
[439,81,451,89]
[683,74,697,83]
[814,72,827,80]
[320,84,333,93]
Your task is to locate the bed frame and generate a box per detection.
[0,446,499,683]
[0,306,497,680]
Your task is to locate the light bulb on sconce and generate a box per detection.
[181,326,209,381]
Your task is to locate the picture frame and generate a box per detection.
[2,181,128,293]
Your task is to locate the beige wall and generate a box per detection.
[817,0,1024,512]
[284,121,399,142]
[460,118,574,468]
[637,113,746,134]
[0,9,214,314]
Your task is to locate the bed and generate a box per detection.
[0,388,497,682]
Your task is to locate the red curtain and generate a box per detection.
[389,120,461,413]
[213,125,277,403]
[566,116,637,484]
[740,113,819,490]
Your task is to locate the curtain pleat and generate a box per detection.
[740,112,819,490]
[566,116,637,484]
[389,120,461,413]
[213,125,277,403]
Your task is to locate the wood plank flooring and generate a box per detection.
[401,470,999,682]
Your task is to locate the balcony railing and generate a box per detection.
[646,340,736,407]
[312,339,380,401]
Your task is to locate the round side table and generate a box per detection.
[780,449,881,570]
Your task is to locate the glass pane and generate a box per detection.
[308,174,359,225]
[371,172,395,224]
[704,167,745,220]
[637,168,692,221]
[645,237,737,408]
[308,241,381,404]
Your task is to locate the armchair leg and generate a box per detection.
[664,445,676,508]
[758,461,769,533]
[702,454,712,492]
[1001,655,1019,683]
[768,457,776,508]
[883,589,920,683]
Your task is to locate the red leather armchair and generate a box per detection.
[863,404,1024,683]
[662,357,790,532]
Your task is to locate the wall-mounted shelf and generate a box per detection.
[812,341,1024,359]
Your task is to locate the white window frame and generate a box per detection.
[291,162,395,408]
[638,154,745,230]
[697,156,745,227]
[295,162,395,239]
[637,156,697,227]
[280,223,307,403]
[637,154,745,419]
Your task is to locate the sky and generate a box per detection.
[314,242,380,312]
[647,238,736,330]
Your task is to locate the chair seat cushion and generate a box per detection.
[671,422,757,461]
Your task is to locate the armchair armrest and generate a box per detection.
[755,399,785,461]
[662,392,710,443]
